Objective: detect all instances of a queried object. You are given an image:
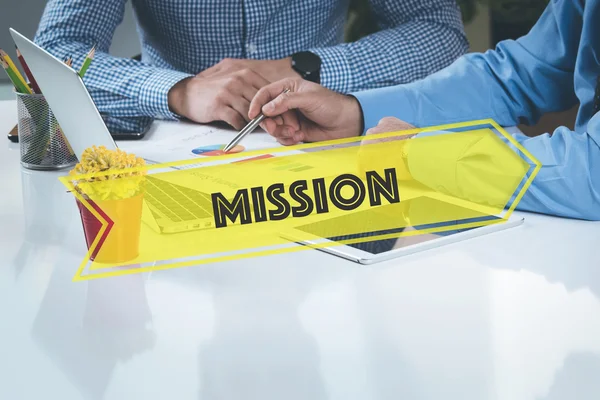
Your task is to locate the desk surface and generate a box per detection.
[1,99,599,400]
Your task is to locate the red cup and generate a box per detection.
[76,194,143,263]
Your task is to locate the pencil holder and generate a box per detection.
[16,91,78,170]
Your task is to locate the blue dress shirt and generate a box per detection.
[354,0,600,221]
[33,0,467,133]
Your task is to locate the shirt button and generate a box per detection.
[246,43,257,54]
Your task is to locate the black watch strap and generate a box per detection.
[291,51,321,84]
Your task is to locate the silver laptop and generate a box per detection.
[9,28,226,234]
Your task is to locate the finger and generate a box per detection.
[270,125,306,144]
[378,117,416,131]
[366,127,383,135]
[291,131,306,144]
[239,83,261,104]
[367,129,416,144]
[227,96,252,124]
[378,117,402,125]
[261,91,315,118]
[275,131,304,146]
[236,70,270,102]
[248,78,302,119]
[261,118,278,134]
[271,125,297,140]
[280,110,300,131]
[218,107,246,130]
[367,121,397,135]
[284,130,305,146]
[218,75,264,123]
[367,118,406,135]
[277,136,300,146]
[260,111,299,131]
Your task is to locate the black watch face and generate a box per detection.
[292,51,321,83]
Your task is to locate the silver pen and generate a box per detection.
[223,88,290,153]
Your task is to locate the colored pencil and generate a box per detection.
[15,47,41,94]
[0,54,31,94]
[0,49,31,94]
[78,45,95,78]
[0,55,16,90]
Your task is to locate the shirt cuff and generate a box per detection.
[351,86,418,134]
[308,46,353,94]
[138,69,193,120]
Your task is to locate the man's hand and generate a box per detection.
[199,58,300,83]
[248,78,364,145]
[365,117,416,135]
[357,117,418,181]
[168,68,270,130]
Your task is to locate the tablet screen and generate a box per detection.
[293,196,502,255]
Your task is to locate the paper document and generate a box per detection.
[119,120,282,164]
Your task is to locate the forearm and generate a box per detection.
[353,55,518,130]
[353,0,579,131]
[34,0,192,121]
[404,117,600,221]
[500,120,600,220]
[34,37,192,120]
[309,0,467,93]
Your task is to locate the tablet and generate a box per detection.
[282,195,524,264]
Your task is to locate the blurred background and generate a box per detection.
[1,0,574,136]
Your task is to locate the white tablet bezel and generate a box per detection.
[281,211,524,265]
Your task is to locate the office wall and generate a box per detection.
[0,0,141,83]
[464,4,490,53]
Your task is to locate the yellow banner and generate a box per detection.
[61,120,540,281]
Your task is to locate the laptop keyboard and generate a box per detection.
[144,177,214,223]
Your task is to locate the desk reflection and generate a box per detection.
[356,245,600,400]
[194,261,329,400]
[31,260,155,400]
[540,353,600,400]
[466,216,600,300]
[20,168,75,244]
[14,168,79,277]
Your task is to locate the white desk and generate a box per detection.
[1,99,599,400]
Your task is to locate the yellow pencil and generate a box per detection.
[0,55,30,94]
[0,49,31,94]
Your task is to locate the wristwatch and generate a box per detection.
[291,51,321,84]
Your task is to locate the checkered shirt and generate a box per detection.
[34,0,468,133]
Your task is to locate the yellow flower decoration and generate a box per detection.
[69,145,147,201]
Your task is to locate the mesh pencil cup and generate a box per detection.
[16,91,78,170]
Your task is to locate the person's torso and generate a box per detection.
[130,0,351,73]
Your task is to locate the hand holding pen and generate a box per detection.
[223,88,290,152]
[246,77,364,146]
